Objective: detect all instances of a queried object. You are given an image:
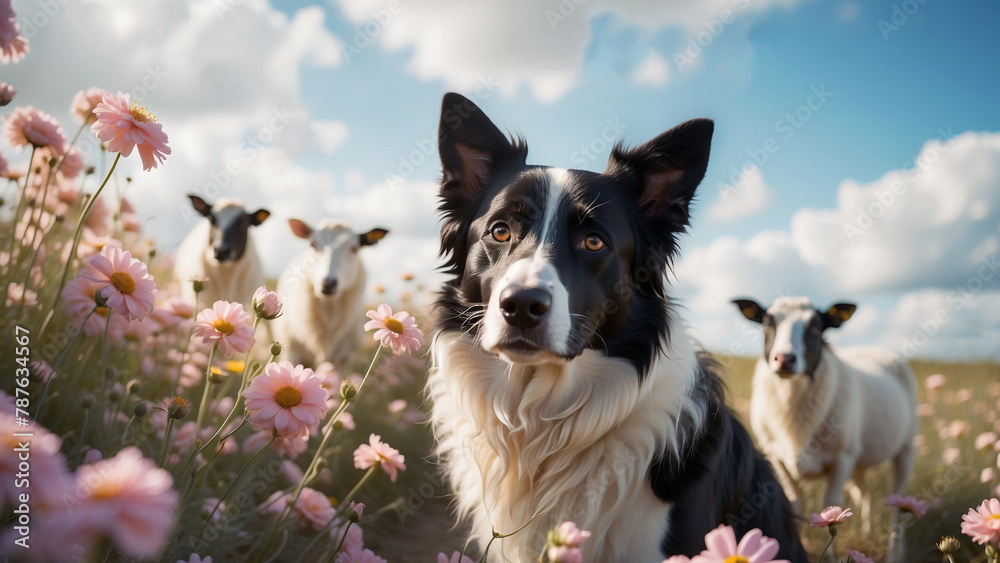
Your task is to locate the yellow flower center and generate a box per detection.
[89,480,122,500]
[724,558,750,563]
[212,320,235,335]
[129,102,157,123]
[109,271,135,295]
[225,360,246,373]
[385,318,405,335]
[992,514,1000,520]
[275,386,302,408]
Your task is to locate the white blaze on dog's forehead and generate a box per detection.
[537,168,570,252]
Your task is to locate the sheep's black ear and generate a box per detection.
[359,228,389,247]
[732,298,767,323]
[249,209,270,226]
[188,194,212,217]
[605,119,713,223]
[822,303,857,329]
[288,219,313,240]
[438,93,527,203]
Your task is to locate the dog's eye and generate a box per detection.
[580,234,605,252]
[490,223,511,242]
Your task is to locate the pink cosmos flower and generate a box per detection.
[193,300,255,358]
[71,87,111,125]
[272,433,310,459]
[293,487,336,531]
[0,81,13,105]
[79,246,157,322]
[554,522,592,547]
[548,546,583,563]
[847,550,874,563]
[977,432,999,451]
[252,285,282,319]
[91,91,170,171]
[690,525,789,563]
[662,557,692,563]
[353,433,406,482]
[0,4,28,64]
[885,494,928,518]
[338,544,387,563]
[809,506,853,527]
[961,497,1000,546]
[1,413,72,506]
[243,361,328,437]
[438,552,476,563]
[3,106,66,153]
[178,554,212,563]
[50,447,178,559]
[5,282,36,307]
[364,303,423,355]
[925,373,946,391]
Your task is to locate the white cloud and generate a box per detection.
[631,51,670,87]
[675,131,1000,360]
[705,163,772,221]
[332,0,802,102]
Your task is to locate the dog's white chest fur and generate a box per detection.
[427,330,704,563]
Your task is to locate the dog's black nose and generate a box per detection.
[321,278,338,295]
[499,286,551,329]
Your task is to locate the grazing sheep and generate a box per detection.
[174,195,270,307]
[733,297,917,560]
[275,219,388,369]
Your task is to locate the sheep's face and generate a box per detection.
[733,297,856,378]
[188,195,269,263]
[288,219,388,299]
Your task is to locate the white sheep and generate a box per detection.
[733,296,917,561]
[275,219,388,369]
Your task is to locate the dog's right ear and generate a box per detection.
[188,194,212,217]
[732,299,767,323]
[438,93,527,202]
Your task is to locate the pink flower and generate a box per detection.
[690,525,788,563]
[885,494,928,518]
[79,246,157,322]
[3,106,66,153]
[51,447,178,559]
[925,373,946,391]
[1,414,72,506]
[71,87,111,125]
[178,555,212,563]
[338,544,387,563]
[243,361,328,437]
[0,81,13,105]
[252,285,282,319]
[554,521,592,547]
[272,433,310,459]
[662,558,692,563]
[847,550,874,563]
[961,497,1000,546]
[293,487,336,531]
[193,300,255,358]
[977,432,999,451]
[943,447,961,465]
[548,546,583,563]
[809,506,853,527]
[91,91,170,171]
[364,303,423,355]
[438,552,476,563]
[353,433,406,482]
[0,4,28,64]
[5,282,36,307]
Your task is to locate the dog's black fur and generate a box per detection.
[433,92,807,560]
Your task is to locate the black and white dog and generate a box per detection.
[426,93,807,562]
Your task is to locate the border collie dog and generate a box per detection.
[426,93,807,562]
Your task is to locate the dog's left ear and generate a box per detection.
[605,118,714,225]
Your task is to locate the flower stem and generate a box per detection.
[73,408,90,467]
[194,345,217,437]
[338,465,378,514]
[4,145,36,276]
[324,522,354,563]
[207,432,275,522]
[34,306,96,420]
[38,152,121,340]
[98,311,112,451]
[159,417,176,468]
[817,529,836,563]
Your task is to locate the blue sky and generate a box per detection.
[4,0,998,359]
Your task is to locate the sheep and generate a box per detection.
[174,195,270,307]
[732,296,917,561]
[275,219,388,369]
